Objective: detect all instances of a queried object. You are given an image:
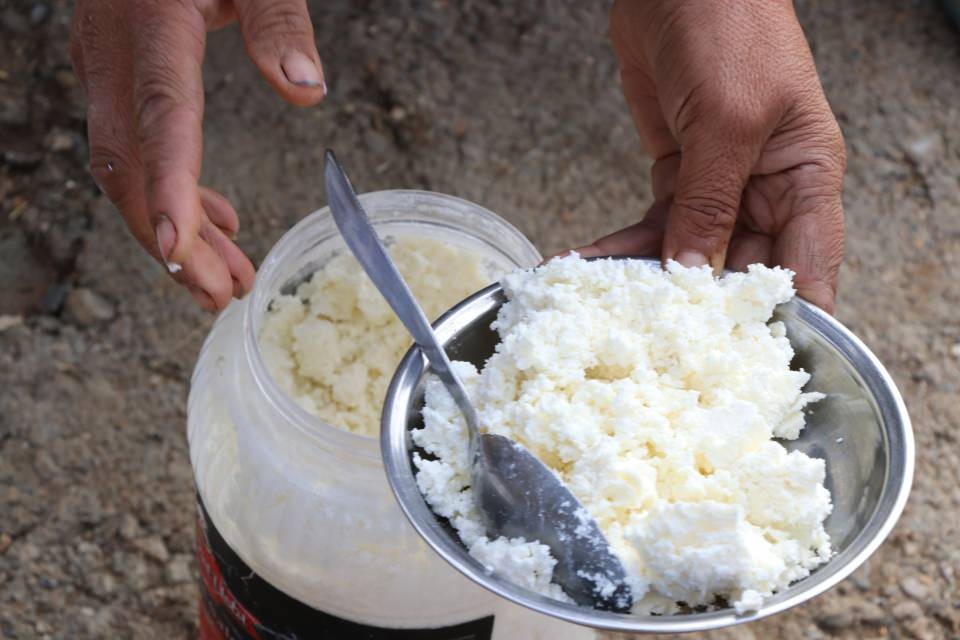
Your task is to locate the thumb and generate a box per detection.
[661,139,755,273]
[234,0,327,106]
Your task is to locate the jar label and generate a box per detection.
[196,498,495,639]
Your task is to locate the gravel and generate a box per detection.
[1,0,959,638]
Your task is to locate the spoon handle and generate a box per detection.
[324,150,481,438]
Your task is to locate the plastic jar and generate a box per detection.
[187,191,595,639]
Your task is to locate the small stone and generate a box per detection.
[0,85,29,126]
[389,105,407,121]
[0,533,11,554]
[892,600,924,620]
[950,343,960,358]
[134,536,170,563]
[859,602,887,625]
[64,288,115,326]
[54,69,78,90]
[903,131,943,167]
[900,576,929,600]
[2,150,42,170]
[0,315,23,331]
[39,282,69,314]
[113,552,150,591]
[816,609,855,632]
[118,514,140,541]
[29,3,51,26]
[44,128,75,153]
[57,487,103,525]
[15,542,40,563]
[87,571,117,597]
[165,554,193,583]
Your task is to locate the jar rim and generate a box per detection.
[241,189,541,461]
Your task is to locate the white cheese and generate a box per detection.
[259,237,493,436]
[414,254,832,613]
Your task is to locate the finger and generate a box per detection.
[610,1,679,160]
[175,235,235,311]
[200,186,240,237]
[661,135,758,273]
[199,220,256,299]
[130,1,210,267]
[575,199,670,259]
[234,0,326,105]
[76,1,164,267]
[771,199,844,314]
[186,285,218,313]
[726,231,773,272]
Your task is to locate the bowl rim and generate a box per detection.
[380,259,914,633]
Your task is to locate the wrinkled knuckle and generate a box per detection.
[717,101,770,139]
[89,144,139,202]
[243,3,311,48]
[675,195,739,237]
[135,75,200,141]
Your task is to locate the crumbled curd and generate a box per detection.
[413,254,832,614]
[259,237,493,436]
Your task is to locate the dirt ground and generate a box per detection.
[1,1,958,638]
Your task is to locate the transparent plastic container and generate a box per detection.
[188,191,595,638]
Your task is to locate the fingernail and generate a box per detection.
[281,50,323,88]
[155,215,182,273]
[232,277,245,299]
[674,251,709,268]
[186,285,217,313]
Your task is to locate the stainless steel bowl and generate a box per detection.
[381,260,914,633]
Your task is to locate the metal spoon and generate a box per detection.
[324,150,632,612]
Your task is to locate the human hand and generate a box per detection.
[70,0,327,311]
[579,0,845,311]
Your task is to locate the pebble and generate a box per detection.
[134,536,170,563]
[816,609,855,632]
[64,288,116,326]
[892,600,924,620]
[0,90,29,127]
[859,601,887,625]
[0,533,11,554]
[29,3,51,26]
[57,487,103,526]
[900,576,929,600]
[118,514,141,541]
[165,554,193,583]
[2,150,42,170]
[903,131,943,167]
[44,128,76,153]
[39,282,69,314]
[15,543,40,564]
[86,571,117,597]
[113,552,150,591]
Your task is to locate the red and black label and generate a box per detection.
[195,497,495,639]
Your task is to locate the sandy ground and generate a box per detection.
[1,0,958,638]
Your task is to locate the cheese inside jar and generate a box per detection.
[187,191,595,639]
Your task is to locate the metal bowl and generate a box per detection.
[381,259,914,633]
